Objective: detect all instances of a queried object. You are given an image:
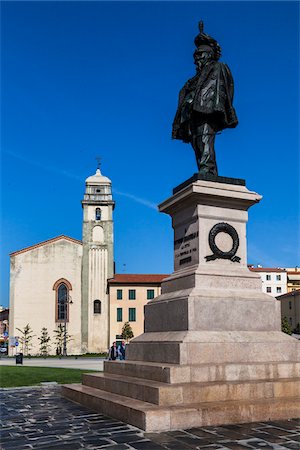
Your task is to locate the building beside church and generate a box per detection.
[286,267,300,292]
[277,289,300,332]
[248,267,287,297]
[108,274,167,343]
[9,168,166,356]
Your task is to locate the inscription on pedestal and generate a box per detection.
[174,230,199,269]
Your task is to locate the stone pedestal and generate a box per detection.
[63,177,300,431]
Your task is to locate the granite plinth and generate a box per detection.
[63,179,300,431]
[103,360,300,384]
[126,331,300,365]
[173,173,246,194]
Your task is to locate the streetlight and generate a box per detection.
[62,293,73,357]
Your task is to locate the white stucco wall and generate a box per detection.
[9,237,82,356]
[259,271,288,297]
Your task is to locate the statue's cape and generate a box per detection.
[172,61,238,141]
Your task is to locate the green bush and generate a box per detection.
[281,316,293,335]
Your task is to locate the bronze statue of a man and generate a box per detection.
[172,22,238,176]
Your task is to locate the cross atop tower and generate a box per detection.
[96,156,101,170]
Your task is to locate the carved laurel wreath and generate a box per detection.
[205,222,240,263]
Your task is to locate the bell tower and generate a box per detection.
[81,166,115,352]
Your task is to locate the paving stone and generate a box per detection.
[253,434,287,444]
[95,445,130,450]
[284,434,300,442]
[242,431,278,441]
[212,428,249,440]
[129,441,169,450]
[185,429,221,440]
[0,440,31,450]
[33,443,84,449]
[265,421,299,430]
[0,431,14,439]
[110,430,142,436]
[169,435,202,448]
[239,440,275,449]
[281,442,300,449]
[196,439,229,447]
[157,441,194,449]
[220,444,252,450]
[195,445,224,449]
[85,430,112,438]
[143,432,178,444]
[261,428,297,438]
[110,434,145,444]
[0,436,25,444]
[234,423,268,432]
[81,437,113,446]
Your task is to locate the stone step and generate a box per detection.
[83,372,182,406]
[126,334,300,365]
[104,360,300,384]
[83,372,300,406]
[62,383,300,432]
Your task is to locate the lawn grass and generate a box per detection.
[0,366,97,388]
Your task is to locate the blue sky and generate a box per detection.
[1,1,299,307]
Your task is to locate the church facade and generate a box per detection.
[9,168,116,355]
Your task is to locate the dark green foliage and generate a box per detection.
[53,324,72,355]
[121,321,134,342]
[38,327,51,356]
[281,316,293,335]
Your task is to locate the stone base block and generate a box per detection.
[62,383,300,432]
[144,291,281,333]
[104,360,300,384]
[126,331,300,365]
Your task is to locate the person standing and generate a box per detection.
[108,342,118,360]
[118,341,126,360]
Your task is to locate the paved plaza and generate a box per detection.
[0,386,299,450]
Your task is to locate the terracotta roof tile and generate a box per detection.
[276,289,300,299]
[108,274,169,285]
[249,268,286,273]
[10,235,82,257]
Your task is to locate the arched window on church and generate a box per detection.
[94,300,101,314]
[95,208,101,221]
[53,279,72,322]
[58,284,68,321]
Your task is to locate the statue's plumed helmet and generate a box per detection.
[194,21,221,61]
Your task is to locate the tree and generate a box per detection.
[121,322,134,342]
[53,324,72,356]
[282,317,293,335]
[16,324,35,356]
[38,327,51,356]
